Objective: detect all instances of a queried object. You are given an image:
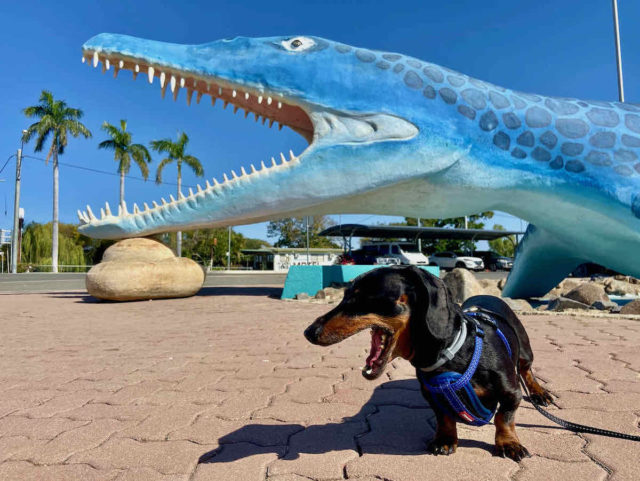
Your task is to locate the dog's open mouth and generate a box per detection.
[363,327,394,380]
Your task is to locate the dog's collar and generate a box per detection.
[419,317,468,372]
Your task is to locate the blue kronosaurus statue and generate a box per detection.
[77,34,640,298]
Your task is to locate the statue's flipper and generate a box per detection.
[502,225,586,299]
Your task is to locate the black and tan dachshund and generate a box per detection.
[304,265,552,461]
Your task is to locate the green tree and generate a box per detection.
[21,222,86,272]
[98,120,152,208]
[150,132,204,257]
[179,228,247,268]
[22,90,92,272]
[488,224,516,257]
[267,216,339,248]
[403,213,494,253]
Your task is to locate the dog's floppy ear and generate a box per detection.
[405,266,462,347]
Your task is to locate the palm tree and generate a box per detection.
[151,132,204,256]
[98,120,152,208]
[22,90,92,273]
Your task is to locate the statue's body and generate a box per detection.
[78,34,640,297]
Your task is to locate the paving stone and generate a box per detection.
[69,437,216,475]
[583,432,640,481]
[0,461,118,481]
[193,443,284,481]
[0,436,34,462]
[112,468,189,481]
[0,415,88,439]
[359,405,436,454]
[515,456,607,481]
[254,400,375,424]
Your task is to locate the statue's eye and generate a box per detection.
[282,37,315,52]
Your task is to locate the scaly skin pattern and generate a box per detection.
[78,34,640,298]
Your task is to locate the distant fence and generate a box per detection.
[14,264,94,273]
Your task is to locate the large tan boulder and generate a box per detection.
[86,238,205,301]
[620,299,640,315]
[443,268,484,303]
[564,282,609,306]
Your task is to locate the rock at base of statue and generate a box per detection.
[620,299,640,315]
[86,238,205,301]
[563,283,609,306]
[443,268,484,304]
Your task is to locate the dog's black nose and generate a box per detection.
[304,323,322,344]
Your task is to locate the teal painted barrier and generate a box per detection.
[281,265,440,299]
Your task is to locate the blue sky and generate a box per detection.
[1,0,639,245]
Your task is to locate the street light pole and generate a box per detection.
[10,147,23,274]
[227,226,231,271]
[612,0,625,102]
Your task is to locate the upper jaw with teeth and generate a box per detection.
[78,48,310,228]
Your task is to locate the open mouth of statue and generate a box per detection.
[78,48,315,222]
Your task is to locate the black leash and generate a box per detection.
[519,374,640,441]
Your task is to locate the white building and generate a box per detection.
[241,247,343,272]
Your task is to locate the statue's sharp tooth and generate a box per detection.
[118,60,124,69]
[271,157,277,167]
[86,205,96,220]
[261,116,267,125]
[189,187,195,197]
[261,160,267,171]
[223,173,230,183]
[170,194,176,203]
[105,58,110,71]
[258,95,263,104]
[211,96,216,107]
[205,180,212,189]
[277,101,282,109]
[162,198,168,205]
[105,202,112,216]
[269,119,274,128]
[77,210,85,223]
[81,56,86,64]
[196,91,203,104]
[244,92,250,100]
[250,164,257,174]
[233,105,239,114]
[153,201,160,208]
[160,71,166,88]
[133,203,140,214]
[113,66,119,78]
[254,113,259,122]
[143,203,150,212]
[197,184,203,193]
[92,51,99,67]
[244,109,249,118]
[148,66,155,84]
[280,152,287,164]
[100,208,106,219]
[290,150,296,161]
[278,123,283,130]
[179,77,185,88]
[186,88,193,106]
[121,201,128,215]
[241,167,248,176]
[218,87,222,96]
[231,170,238,179]
[170,75,177,92]
[135,64,140,73]
[232,89,237,98]
[213,178,220,186]
[267,96,272,105]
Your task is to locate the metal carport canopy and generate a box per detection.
[319,224,524,241]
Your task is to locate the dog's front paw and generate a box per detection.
[494,441,530,462]
[530,388,553,407]
[427,436,458,456]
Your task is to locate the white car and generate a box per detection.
[360,242,430,266]
[429,251,484,271]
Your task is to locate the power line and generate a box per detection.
[22,154,196,188]
[0,154,16,175]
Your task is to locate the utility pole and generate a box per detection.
[227,226,231,270]
[612,0,625,102]
[417,217,422,253]
[10,148,22,274]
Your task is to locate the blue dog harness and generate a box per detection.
[417,310,513,426]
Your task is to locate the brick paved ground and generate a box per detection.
[1,288,639,480]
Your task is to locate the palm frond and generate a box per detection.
[155,157,174,184]
[183,155,204,177]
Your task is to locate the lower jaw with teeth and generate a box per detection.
[363,328,389,378]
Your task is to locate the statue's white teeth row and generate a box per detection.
[82,51,287,127]
[78,50,302,225]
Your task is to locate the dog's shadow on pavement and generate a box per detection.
[198,379,496,464]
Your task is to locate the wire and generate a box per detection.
[22,154,196,189]
[0,154,16,175]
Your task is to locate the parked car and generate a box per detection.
[356,242,430,266]
[474,251,514,271]
[429,251,484,271]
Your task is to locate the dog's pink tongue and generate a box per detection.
[366,330,383,368]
